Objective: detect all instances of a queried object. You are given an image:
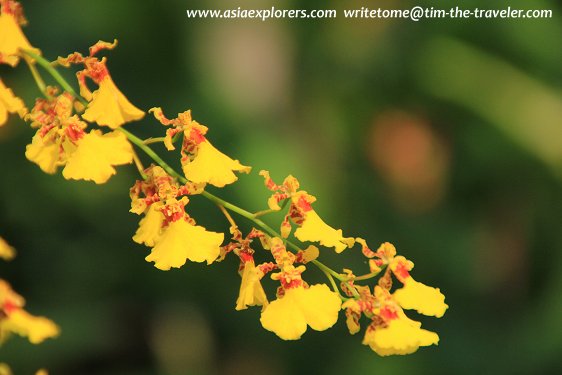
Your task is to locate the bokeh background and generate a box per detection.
[1,0,561,374]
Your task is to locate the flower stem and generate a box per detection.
[22,56,48,97]
[311,259,345,281]
[354,269,384,282]
[131,149,147,179]
[253,208,277,218]
[143,137,166,145]
[119,128,183,181]
[324,269,344,298]
[22,50,88,106]
[216,203,237,229]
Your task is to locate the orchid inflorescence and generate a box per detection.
[0,1,447,371]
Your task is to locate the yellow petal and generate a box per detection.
[0,279,24,309]
[82,77,144,129]
[182,140,251,187]
[0,79,25,126]
[297,284,342,331]
[393,278,448,318]
[378,242,397,259]
[0,363,13,375]
[363,315,439,356]
[267,195,282,211]
[132,203,165,246]
[260,289,307,340]
[0,13,34,67]
[302,245,319,263]
[342,299,361,335]
[260,284,341,340]
[2,310,60,344]
[294,210,353,253]
[25,133,60,174]
[235,260,268,311]
[0,237,15,261]
[145,219,223,270]
[62,130,133,184]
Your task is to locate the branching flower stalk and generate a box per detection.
[0,1,448,370]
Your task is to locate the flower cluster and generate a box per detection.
[130,165,224,270]
[260,171,354,252]
[0,0,448,363]
[56,39,144,129]
[24,88,134,183]
[150,107,251,187]
[1,1,143,183]
[258,237,341,340]
[343,242,447,355]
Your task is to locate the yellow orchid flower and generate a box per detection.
[133,202,165,247]
[236,257,268,311]
[182,139,251,187]
[0,280,59,345]
[393,277,448,318]
[363,312,439,356]
[150,107,251,187]
[0,79,26,126]
[0,0,38,67]
[62,129,134,184]
[294,209,354,253]
[145,219,223,270]
[260,284,341,340]
[58,40,144,128]
[82,75,145,129]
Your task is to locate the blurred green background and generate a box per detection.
[1,0,561,374]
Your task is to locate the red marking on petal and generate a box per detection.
[3,299,19,315]
[189,128,206,145]
[281,278,303,290]
[259,171,282,192]
[239,252,254,263]
[288,205,305,226]
[258,262,277,275]
[296,195,313,212]
[294,251,305,264]
[84,59,110,84]
[65,124,85,142]
[38,124,55,138]
[379,306,398,321]
[1,1,20,17]
[143,195,161,206]
[89,40,118,57]
[361,245,377,259]
[394,261,411,281]
[357,299,374,313]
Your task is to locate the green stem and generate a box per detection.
[354,269,384,282]
[311,259,345,281]
[201,191,278,236]
[22,50,88,106]
[253,208,277,218]
[323,269,344,298]
[119,128,183,180]
[143,137,166,145]
[23,56,48,97]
